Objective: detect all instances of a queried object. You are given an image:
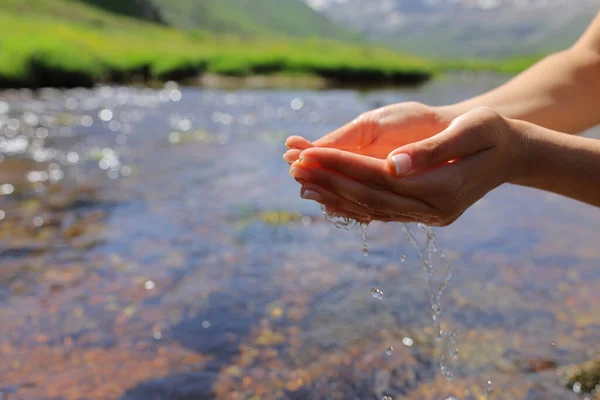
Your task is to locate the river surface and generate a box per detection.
[1,75,600,400]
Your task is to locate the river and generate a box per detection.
[1,74,599,400]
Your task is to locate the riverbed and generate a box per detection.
[1,74,599,400]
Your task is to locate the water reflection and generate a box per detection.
[1,76,599,399]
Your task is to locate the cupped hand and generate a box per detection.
[283,102,456,164]
[290,107,526,226]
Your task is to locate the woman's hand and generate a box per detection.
[290,107,527,226]
[283,102,457,164]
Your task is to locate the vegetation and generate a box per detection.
[0,0,434,88]
[0,0,543,88]
[149,0,362,41]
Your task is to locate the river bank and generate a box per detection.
[0,0,545,90]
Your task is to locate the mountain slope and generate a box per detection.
[306,0,599,59]
[80,0,163,23]
[78,0,360,42]
[150,0,361,41]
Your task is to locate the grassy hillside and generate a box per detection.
[79,0,163,23]
[150,0,362,41]
[0,0,434,88]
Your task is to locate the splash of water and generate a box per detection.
[321,205,358,230]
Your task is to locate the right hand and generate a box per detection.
[283,102,457,163]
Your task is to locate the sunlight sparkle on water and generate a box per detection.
[1,184,14,195]
[290,98,304,110]
[99,109,113,122]
[370,288,384,300]
[144,280,156,290]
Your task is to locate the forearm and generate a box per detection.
[510,119,600,207]
[439,48,600,134]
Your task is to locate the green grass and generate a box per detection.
[149,0,362,42]
[437,56,545,75]
[0,0,435,87]
[0,0,543,88]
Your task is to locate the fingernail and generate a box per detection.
[298,156,304,163]
[283,153,292,163]
[289,167,296,176]
[301,190,322,202]
[392,153,412,175]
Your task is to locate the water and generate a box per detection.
[361,222,369,256]
[371,287,384,300]
[1,75,600,399]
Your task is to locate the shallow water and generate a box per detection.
[1,75,600,400]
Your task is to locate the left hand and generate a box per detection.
[290,107,526,226]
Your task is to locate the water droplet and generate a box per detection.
[451,349,459,359]
[361,222,369,256]
[551,341,556,346]
[384,346,393,356]
[302,216,312,226]
[370,288,384,300]
[487,380,494,392]
[382,396,393,400]
[402,337,414,347]
[202,320,211,329]
[400,254,406,263]
[153,331,162,340]
[444,397,457,400]
[33,216,44,227]
[0,210,5,220]
[573,382,582,394]
[144,280,156,290]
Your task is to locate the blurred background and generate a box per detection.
[1,1,600,399]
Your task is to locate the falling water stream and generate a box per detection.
[321,206,465,399]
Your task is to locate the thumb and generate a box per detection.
[312,114,374,149]
[386,108,500,176]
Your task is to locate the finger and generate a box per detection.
[283,149,303,164]
[295,147,394,189]
[386,107,502,176]
[301,183,374,217]
[291,164,432,217]
[302,183,412,223]
[312,113,375,150]
[285,136,314,150]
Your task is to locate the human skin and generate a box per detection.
[282,12,600,224]
[288,107,600,226]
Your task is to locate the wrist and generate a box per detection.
[502,118,538,186]
[432,104,464,122]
